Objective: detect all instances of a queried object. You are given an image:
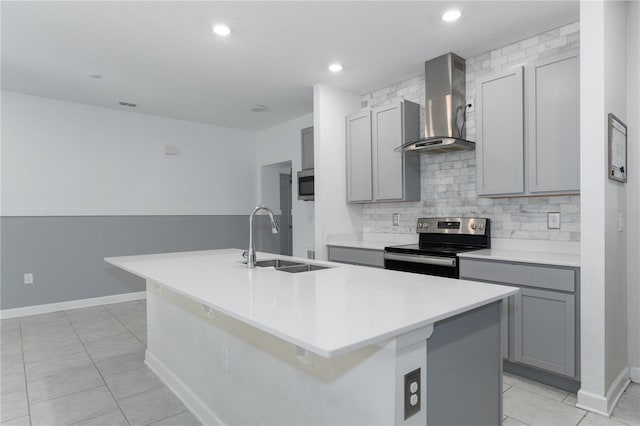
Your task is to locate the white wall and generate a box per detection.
[626,0,640,382]
[578,0,632,415]
[1,91,257,216]
[603,1,629,395]
[255,113,315,258]
[312,84,362,260]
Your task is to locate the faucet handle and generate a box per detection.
[241,250,248,264]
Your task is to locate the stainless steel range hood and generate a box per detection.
[396,52,474,153]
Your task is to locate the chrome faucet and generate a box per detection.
[245,205,279,268]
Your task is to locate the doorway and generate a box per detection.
[279,171,293,256]
[260,161,293,256]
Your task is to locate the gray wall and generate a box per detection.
[1,215,282,310]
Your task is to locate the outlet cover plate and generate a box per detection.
[404,368,421,420]
[392,213,399,227]
[547,212,561,230]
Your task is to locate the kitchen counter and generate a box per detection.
[325,232,418,251]
[325,239,392,250]
[458,248,580,268]
[105,248,517,358]
[106,248,515,425]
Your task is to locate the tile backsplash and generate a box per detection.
[360,22,581,242]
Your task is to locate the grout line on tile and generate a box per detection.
[144,409,191,426]
[66,409,124,426]
[29,384,105,406]
[102,304,147,347]
[576,408,589,426]
[64,310,132,426]
[110,367,165,402]
[18,321,33,426]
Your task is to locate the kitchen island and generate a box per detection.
[105,249,518,425]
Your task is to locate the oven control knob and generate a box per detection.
[424,223,429,228]
[471,223,477,230]
[479,223,484,230]
[418,223,423,228]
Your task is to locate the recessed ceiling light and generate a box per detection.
[212,24,231,36]
[442,9,462,22]
[87,73,102,79]
[328,63,343,73]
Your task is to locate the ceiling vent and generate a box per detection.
[119,101,137,107]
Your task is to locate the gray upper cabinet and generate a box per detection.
[475,50,580,197]
[346,100,420,203]
[301,126,314,170]
[346,111,373,202]
[527,51,580,193]
[476,66,525,196]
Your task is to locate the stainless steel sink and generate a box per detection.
[276,264,332,273]
[254,259,332,273]
[254,259,305,268]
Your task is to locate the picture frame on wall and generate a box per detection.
[608,113,627,183]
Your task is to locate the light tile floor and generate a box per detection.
[1,301,639,426]
[503,372,639,426]
[1,301,200,426]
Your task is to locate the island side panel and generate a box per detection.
[144,280,428,426]
[426,301,503,426]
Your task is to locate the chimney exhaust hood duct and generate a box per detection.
[396,52,474,153]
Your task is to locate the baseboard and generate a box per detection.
[0,291,146,319]
[606,367,630,415]
[631,366,640,383]
[576,367,631,417]
[145,350,225,426]
[576,389,609,416]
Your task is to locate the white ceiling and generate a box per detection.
[1,1,579,131]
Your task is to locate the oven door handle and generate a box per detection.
[383,252,457,267]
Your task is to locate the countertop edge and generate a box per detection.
[458,250,580,268]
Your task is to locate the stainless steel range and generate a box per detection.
[384,217,490,278]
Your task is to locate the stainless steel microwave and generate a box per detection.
[297,169,314,201]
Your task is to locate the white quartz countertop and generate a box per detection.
[458,249,580,268]
[105,249,517,358]
[326,240,392,250]
[326,232,418,251]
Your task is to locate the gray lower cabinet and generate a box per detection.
[513,287,576,377]
[460,258,579,380]
[346,100,420,203]
[327,246,384,268]
[475,49,580,197]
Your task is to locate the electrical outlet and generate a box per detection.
[224,347,230,374]
[23,273,33,285]
[404,368,421,420]
[618,213,625,232]
[392,213,399,227]
[293,345,314,367]
[467,99,475,113]
[202,304,215,319]
[547,212,561,230]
